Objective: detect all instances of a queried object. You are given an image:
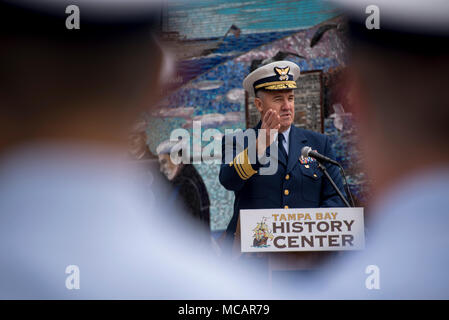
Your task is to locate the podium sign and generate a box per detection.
[240,208,364,252]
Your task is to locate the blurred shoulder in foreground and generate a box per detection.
[0,0,268,299]
[280,0,449,299]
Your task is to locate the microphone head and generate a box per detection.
[301,146,312,158]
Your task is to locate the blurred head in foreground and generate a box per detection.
[0,0,267,299]
[0,0,164,154]
[295,0,449,299]
[338,0,449,200]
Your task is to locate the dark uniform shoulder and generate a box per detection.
[292,127,331,156]
[296,127,329,143]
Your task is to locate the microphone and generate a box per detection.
[301,146,340,166]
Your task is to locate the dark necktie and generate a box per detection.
[278,133,288,162]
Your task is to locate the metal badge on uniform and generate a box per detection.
[274,66,290,81]
[299,153,317,167]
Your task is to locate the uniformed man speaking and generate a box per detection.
[219,60,347,243]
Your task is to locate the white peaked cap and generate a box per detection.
[243,60,301,96]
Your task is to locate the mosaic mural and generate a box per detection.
[147,14,366,232]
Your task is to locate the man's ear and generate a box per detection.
[254,97,264,114]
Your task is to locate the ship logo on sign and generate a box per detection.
[252,217,274,248]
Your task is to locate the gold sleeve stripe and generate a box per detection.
[233,159,248,180]
[233,152,249,179]
[237,151,252,178]
[233,148,257,180]
[240,164,257,179]
[237,153,251,178]
[241,163,256,178]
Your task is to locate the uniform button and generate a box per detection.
[305,165,310,169]
[285,174,290,180]
[284,189,289,196]
[284,205,289,209]
[313,173,318,178]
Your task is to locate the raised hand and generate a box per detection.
[257,109,280,155]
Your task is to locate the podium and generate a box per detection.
[232,207,364,286]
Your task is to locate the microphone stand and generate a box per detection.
[316,160,352,208]
[337,163,356,207]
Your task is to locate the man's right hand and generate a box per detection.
[257,109,280,156]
